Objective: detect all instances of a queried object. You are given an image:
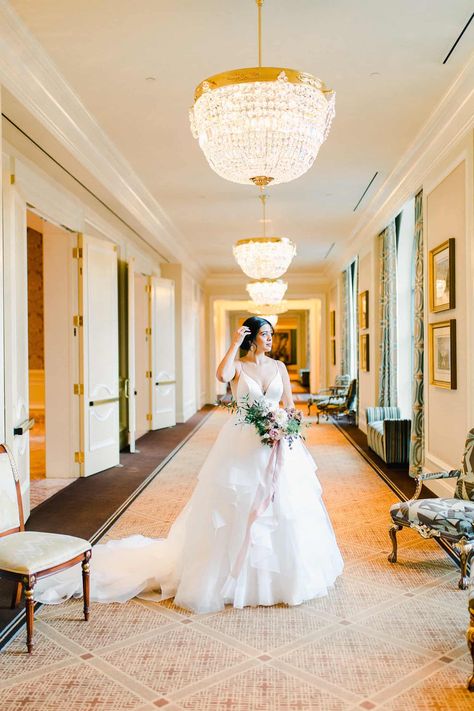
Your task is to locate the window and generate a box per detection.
[396,198,415,417]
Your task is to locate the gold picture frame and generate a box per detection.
[429,238,455,312]
[358,290,369,330]
[271,330,297,365]
[429,319,457,389]
[330,339,336,366]
[330,310,336,338]
[360,333,369,372]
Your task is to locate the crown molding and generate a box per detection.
[327,53,474,281]
[0,1,206,284]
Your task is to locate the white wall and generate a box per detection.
[161,263,201,422]
[424,147,473,479]
[328,284,338,386]
[324,128,474,494]
[357,247,376,432]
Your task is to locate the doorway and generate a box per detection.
[26,218,46,482]
[26,211,77,505]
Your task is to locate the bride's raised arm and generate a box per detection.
[216,326,251,383]
[277,360,295,409]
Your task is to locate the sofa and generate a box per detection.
[366,407,411,464]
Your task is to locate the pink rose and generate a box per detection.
[268,428,283,441]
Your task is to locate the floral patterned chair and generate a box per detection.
[315,379,357,424]
[307,374,350,416]
[388,429,474,590]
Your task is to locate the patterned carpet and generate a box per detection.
[0,410,472,710]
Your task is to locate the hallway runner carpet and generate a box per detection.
[0,410,472,709]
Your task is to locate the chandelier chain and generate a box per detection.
[259,188,267,238]
[257,0,264,68]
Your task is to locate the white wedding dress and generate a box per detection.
[36,368,343,613]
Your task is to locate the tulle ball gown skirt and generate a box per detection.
[36,413,344,614]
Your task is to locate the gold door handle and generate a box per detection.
[88,397,120,407]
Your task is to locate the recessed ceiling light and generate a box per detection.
[369,72,380,77]
[145,76,157,82]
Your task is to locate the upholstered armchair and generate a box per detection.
[366,407,411,464]
[315,379,357,424]
[0,445,91,652]
[307,374,350,416]
[388,428,474,590]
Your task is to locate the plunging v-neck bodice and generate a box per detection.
[233,361,283,405]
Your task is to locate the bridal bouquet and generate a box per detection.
[233,396,308,448]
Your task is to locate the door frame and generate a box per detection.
[2,168,31,517]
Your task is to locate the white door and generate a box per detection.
[127,258,136,452]
[2,176,31,518]
[43,222,77,477]
[78,234,120,476]
[151,277,176,429]
[134,272,151,440]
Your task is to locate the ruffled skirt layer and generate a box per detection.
[36,416,343,613]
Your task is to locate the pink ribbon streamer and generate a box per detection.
[228,439,284,581]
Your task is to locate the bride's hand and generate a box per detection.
[232,326,251,347]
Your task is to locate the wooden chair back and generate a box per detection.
[0,444,25,536]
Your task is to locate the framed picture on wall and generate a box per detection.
[358,290,369,329]
[271,330,297,365]
[330,310,336,338]
[330,339,336,366]
[360,333,370,372]
[429,238,455,312]
[429,319,457,389]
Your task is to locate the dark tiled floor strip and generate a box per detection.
[0,405,215,649]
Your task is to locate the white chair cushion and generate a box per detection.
[0,531,90,574]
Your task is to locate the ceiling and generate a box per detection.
[6,0,474,276]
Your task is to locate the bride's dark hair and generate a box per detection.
[240,316,274,354]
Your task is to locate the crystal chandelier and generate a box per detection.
[233,192,296,279]
[189,0,335,187]
[251,301,288,316]
[247,278,287,305]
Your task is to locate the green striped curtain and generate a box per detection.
[378,221,398,406]
[341,268,351,375]
[409,191,424,477]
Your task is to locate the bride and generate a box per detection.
[37,316,343,613]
